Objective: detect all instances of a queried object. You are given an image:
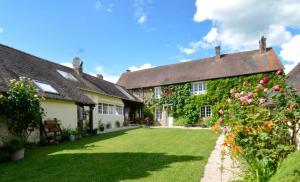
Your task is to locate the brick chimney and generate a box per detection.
[96,74,103,79]
[72,57,83,74]
[215,46,221,59]
[259,36,267,53]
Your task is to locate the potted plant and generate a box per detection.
[5,138,25,161]
[0,78,44,160]
[98,121,104,132]
[115,120,121,128]
[69,129,76,141]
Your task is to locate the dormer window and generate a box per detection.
[57,70,78,81]
[191,82,206,95]
[154,87,162,99]
[34,80,58,94]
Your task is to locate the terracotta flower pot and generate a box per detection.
[10,148,25,161]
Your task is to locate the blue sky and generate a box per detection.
[0,0,299,82]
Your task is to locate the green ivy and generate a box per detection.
[148,72,279,125]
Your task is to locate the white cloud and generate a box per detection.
[95,0,102,9]
[137,15,147,24]
[60,63,74,68]
[179,59,191,63]
[95,1,113,13]
[132,0,152,25]
[90,66,120,83]
[280,34,300,73]
[192,0,300,51]
[203,27,219,43]
[0,27,4,33]
[129,63,155,72]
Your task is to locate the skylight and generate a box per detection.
[34,80,58,94]
[57,70,78,81]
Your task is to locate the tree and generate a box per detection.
[1,77,44,142]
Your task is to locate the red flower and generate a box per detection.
[273,85,280,92]
[275,70,282,75]
[260,77,269,84]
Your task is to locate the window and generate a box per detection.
[57,70,78,81]
[191,82,206,95]
[98,103,103,114]
[34,80,58,94]
[108,104,114,115]
[200,106,211,118]
[154,87,162,99]
[155,108,162,120]
[103,104,108,114]
[116,106,123,115]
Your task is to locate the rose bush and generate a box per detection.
[213,70,300,181]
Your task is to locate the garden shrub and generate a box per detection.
[270,150,300,182]
[174,117,189,126]
[213,70,300,181]
[0,77,44,143]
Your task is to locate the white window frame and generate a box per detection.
[191,82,206,95]
[98,103,103,114]
[116,105,123,115]
[103,104,108,114]
[154,87,162,99]
[34,80,58,94]
[155,107,162,120]
[200,106,212,118]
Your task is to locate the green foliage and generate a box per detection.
[98,120,104,131]
[215,71,300,181]
[115,120,121,128]
[174,117,189,125]
[143,108,154,119]
[270,150,300,182]
[0,148,10,162]
[150,73,275,124]
[5,138,25,152]
[0,77,44,142]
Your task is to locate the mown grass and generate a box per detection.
[0,128,218,182]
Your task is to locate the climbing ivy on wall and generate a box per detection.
[147,71,282,125]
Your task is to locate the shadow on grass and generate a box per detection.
[1,152,203,182]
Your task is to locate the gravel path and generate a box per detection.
[201,135,240,182]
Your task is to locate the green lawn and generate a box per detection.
[0,128,218,182]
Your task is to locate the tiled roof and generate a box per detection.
[0,44,140,104]
[287,63,300,96]
[117,48,284,89]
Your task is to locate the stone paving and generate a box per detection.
[201,135,240,182]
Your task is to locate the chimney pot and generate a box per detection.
[72,57,83,74]
[259,36,267,53]
[96,74,103,79]
[215,46,221,59]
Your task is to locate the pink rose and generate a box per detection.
[247,98,253,104]
[259,98,266,104]
[247,92,253,98]
[223,126,228,134]
[256,84,263,90]
[218,118,224,123]
[273,85,280,92]
[218,109,224,115]
[239,96,247,102]
[275,70,282,75]
[235,93,241,98]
